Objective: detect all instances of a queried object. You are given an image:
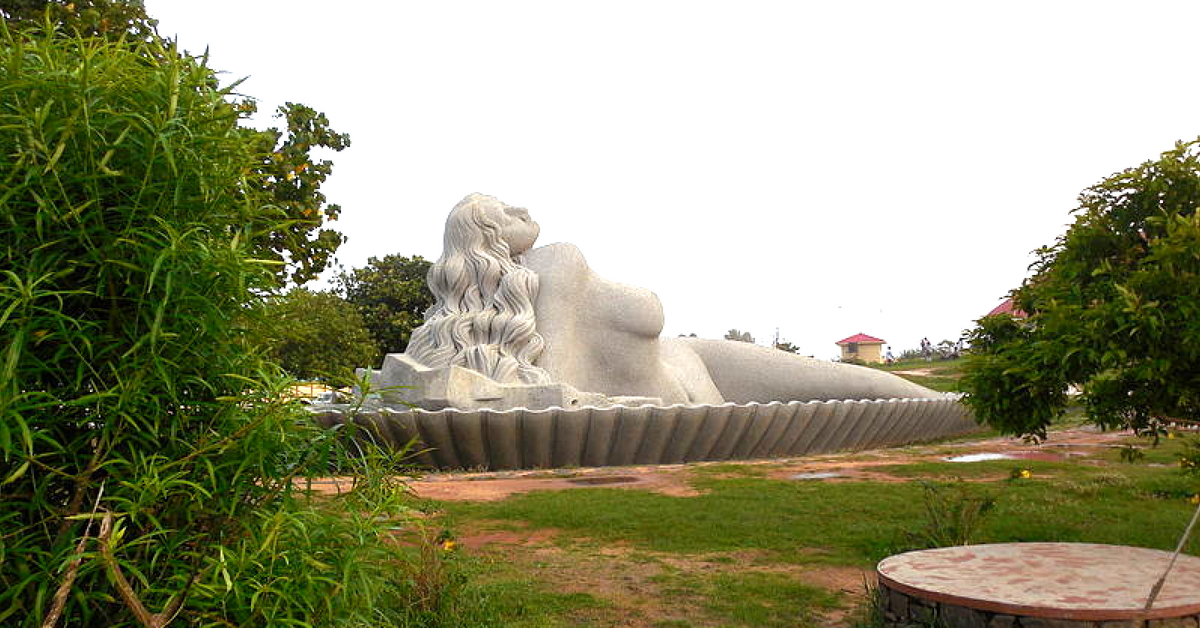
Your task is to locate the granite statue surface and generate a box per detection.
[326,194,976,469]
[361,193,943,410]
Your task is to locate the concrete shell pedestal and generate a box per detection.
[875,543,1200,628]
[311,397,977,470]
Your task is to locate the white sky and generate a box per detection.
[149,1,1200,359]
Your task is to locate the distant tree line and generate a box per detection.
[724,329,755,343]
[257,255,435,381]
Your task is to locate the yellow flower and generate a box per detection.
[1190,494,1199,505]
[286,171,296,181]
[1168,432,1176,439]
[1019,469,1032,479]
[441,539,457,552]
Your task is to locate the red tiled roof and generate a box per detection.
[987,298,1027,318]
[836,333,885,345]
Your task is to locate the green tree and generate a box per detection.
[961,139,1200,440]
[245,102,349,284]
[335,254,434,355]
[1,0,159,42]
[0,26,415,627]
[3,1,349,286]
[725,329,755,343]
[259,288,379,380]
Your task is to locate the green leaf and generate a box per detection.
[1,461,29,485]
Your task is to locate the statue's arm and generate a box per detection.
[660,338,725,404]
[522,243,591,384]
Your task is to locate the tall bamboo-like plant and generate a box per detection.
[0,25,419,627]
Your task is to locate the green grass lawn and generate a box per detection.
[419,432,1200,627]
[873,357,967,393]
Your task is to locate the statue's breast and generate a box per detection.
[591,277,664,336]
[524,243,664,339]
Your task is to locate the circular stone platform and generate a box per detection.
[876,543,1200,627]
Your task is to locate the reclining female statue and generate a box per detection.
[402,193,941,407]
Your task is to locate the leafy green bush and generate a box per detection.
[257,288,379,381]
[334,254,434,356]
[0,0,160,43]
[962,139,1200,439]
[1181,438,1200,478]
[0,26,421,627]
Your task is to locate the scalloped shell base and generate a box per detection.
[311,397,978,470]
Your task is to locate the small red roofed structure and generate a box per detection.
[986,298,1027,319]
[836,333,886,363]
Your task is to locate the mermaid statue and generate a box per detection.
[359,193,941,411]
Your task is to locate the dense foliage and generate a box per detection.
[0,26,415,628]
[0,0,158,42]
[245,101,349,284]
[724,329,754,343]
[773,341,800,354]
[3,2,349,285]
[259,289,378,381]
[962,139,1200,440]
[334,254,434,356]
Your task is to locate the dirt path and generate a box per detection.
[889,367,939,376]
[405,426,1130,502]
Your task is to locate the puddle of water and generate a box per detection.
[567,476,638,486]
[945,453,1014,463]
[946,451,1064,462]
[790,472,846,480]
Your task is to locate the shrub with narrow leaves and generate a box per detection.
[0,26,419,628]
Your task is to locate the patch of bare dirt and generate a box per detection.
[409,466,702,502]
[467,536,679,627]
[456,523,561,550]
[653,550,871,596]
[456,523,870,628]
[890,367,938,376]
[405,426,1132,500]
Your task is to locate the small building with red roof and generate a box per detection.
[836,333,886,364]
[986,298,1027,319]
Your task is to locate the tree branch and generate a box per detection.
[41,481,106,628]
[55,438,107,539]
[98,511,196,628]
[98,512,155,627]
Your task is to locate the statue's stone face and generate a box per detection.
[501,204,539,255]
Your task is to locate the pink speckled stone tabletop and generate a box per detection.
[876,543,1200,620]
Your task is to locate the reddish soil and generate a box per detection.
[405,426,1130,502]
[890,368,939,376]
[456,522,873,627]
[411,467,703,502]
[456,525,561,550]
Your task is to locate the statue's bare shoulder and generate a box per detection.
[522,242,589,281]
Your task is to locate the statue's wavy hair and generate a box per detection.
[406,193,552,385]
